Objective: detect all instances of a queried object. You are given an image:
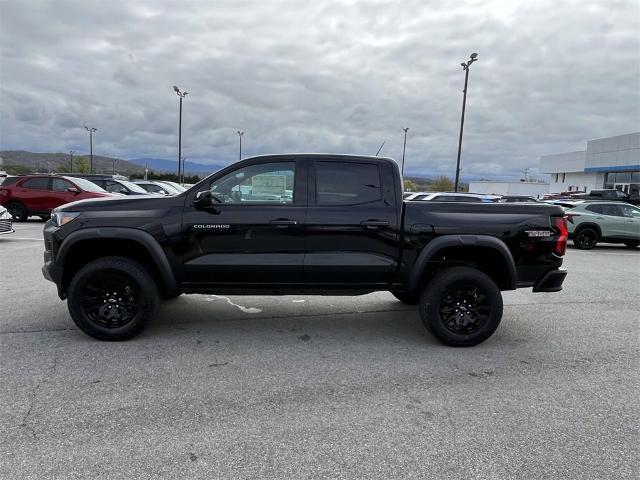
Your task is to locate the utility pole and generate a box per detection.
[454,52,478,192]
[237,130,244,160]
[69,150,75,173]
[401,127,409,178]
[173,86,188,179]
[84,126,97,173]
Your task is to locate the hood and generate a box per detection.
[56,193,181,212]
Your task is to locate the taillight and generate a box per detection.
[553,216,568,256]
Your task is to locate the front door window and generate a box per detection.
[210,162,295,205]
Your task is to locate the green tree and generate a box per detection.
[429,175,455,192]
[403,179,417,192]
[74,156,90,173]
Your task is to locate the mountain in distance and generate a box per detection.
[0,150,146,175]
[130,157,226,176]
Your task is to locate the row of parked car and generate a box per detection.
[0,173,188,222]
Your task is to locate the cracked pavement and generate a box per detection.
[1,220,638,479]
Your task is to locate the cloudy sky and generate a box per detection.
[1,0,638,179]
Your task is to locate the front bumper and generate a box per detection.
[532,268,567,292]
[42,221,66,298]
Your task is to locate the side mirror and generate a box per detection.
[67,187,80,194]
[193,190,215,210]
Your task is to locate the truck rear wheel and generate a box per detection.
[419,267,503,347]
[67,256,159,341]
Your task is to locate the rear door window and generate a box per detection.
[315,162,381,205]
[22,177,50,190]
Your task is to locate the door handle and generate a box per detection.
[269,219,298,226]
[360,220,389,227]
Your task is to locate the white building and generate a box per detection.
[469,180,549,198]
[540,132,639,196]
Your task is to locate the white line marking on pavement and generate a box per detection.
[206,295,262,313]
[1,238,42,241]
[292,299,305,303]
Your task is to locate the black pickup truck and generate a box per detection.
[42,154,568,346]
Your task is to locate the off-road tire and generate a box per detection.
[419,267,503,347]
[67,256,159,341]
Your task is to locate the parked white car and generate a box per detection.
[0,205,14,235]
[406,192,499,203]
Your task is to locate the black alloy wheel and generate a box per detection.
[574,228,598,250]
[439,283,491,335]
[81,270,140,328]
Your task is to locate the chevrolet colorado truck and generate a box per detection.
[42,154,568,346]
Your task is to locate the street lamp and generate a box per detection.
[84,126,97,173]
[69,150,75,173]
[173,85,188,180]
[237,130,244,160]
[401,127,409,178]
[454,52,478,192]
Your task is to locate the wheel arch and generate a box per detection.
[407,235,517,293]
[573,222,602,238]
[57,228,178,298]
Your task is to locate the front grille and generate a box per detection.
[0,218,12,232]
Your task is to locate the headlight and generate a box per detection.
[51,211,81,227]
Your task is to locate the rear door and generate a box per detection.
[304,158,400,286]
[17,177,51,212]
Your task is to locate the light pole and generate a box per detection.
[454,52,478,192]
[69,150,75,173]
[401,127,409,178]
[180,156,186,184]
[237,130,244,160]
[84,126,97,173]
[173,86,188,180]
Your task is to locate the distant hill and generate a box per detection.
[0,150,146,176]
[130,157,226,176]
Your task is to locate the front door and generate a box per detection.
[619,204,640,237]
[304,158,400,286]
[614,183,630,194]
[182,159,307,286]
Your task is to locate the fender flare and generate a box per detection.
[57,227,178,294]
[573,222,602,238]
[407,234,517,292]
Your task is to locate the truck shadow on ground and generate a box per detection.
[148,295,437,346]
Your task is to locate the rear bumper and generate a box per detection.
[532,268,567,292]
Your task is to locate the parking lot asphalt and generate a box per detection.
[1,220,638,479]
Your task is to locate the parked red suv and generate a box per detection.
[0,175,114,221]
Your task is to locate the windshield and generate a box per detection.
[63,176,107,193]
[120,181,148,193]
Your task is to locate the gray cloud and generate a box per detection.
[1,0,638,179]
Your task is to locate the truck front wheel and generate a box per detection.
[67,256,159,341]
[419,267,503,347]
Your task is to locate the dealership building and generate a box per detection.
[539,132,639,196]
